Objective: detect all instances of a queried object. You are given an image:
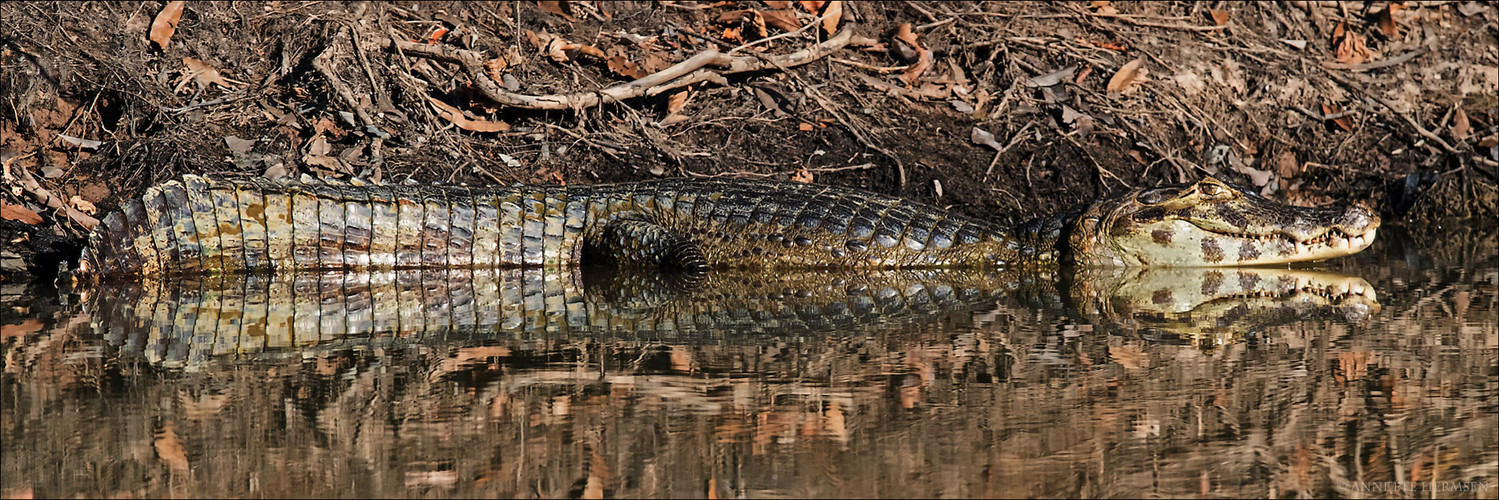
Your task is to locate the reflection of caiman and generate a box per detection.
[78,175,1378,278]
[82,267,1379,369]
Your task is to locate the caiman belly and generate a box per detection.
[82,176,1028,278]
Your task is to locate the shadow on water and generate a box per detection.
[2,226,1495,498]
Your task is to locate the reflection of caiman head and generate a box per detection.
[1067,177,1380,267]
[1069,267,1381,347]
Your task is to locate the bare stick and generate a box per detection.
[376,28,853,110]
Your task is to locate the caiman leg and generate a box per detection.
[585,220,710,271]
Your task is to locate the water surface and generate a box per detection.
[2,227,1495,498]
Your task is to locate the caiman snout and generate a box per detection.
[1071,177,1382,267]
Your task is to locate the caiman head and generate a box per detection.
[1066,177,1380,267]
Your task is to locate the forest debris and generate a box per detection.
[660,87,693,126]
[427,96,510,132]
[1377,3,1403,38]
[821,1,843,35]
[537,1,578,23]
[761,10,800,33]
[1332,21,1373,64]
[55,134,102,150]
[790,169,814,183]
[224,136,255,153]
[2,155,99,230]
[378,26,851,110]
[1207,9,1228,27]
[1106,58,1147,93]
[1451,107,1470,141]
[606,45,645,79]
[1026,65,1077,88]
[67,196,96,215]
[970,127,1003,151]
[182,58,241,89]
[1321,102,1353,131]
[1282,39,1308,50]
[892,23,932,86]
[1,201,42,224]
[148,1,186,49]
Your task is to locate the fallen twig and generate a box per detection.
[1293,105,1359,121]
[1321,46,1428,71]
[2,154,100,230]
[1322,70,1460,154]
[315,27,385,137]
[375,28,852,110]
[831,58,909,73]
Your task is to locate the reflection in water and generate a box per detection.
[3,234,1496,498]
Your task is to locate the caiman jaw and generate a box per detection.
[1068,176,1381,267]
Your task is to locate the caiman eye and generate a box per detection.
[1199,182,1225,197]
[1136,187,1179,205]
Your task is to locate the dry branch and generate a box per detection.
[2,154,100,230]
[376,28,853,110]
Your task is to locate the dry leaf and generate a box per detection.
[606,46,645,79]
[149,1,186,49]
[1089,1,1118,16]
[427,96,511,132]
[790,169,815,183]
[761,9,800,33]
[822,1,843,35]
[665,88,692,114]
[1106,58,1147,93]
[1477,135,1498,148]
[183,57,236,89]
[798,1,826,12]
[485,56,509,81]
[1321,102,1353,131]
[538,1,578,22]
[1207,9,1228,26]
[764,1,791,8]
[1377,4,1400,38]
[425,26,450,45]
[798,122,814,131]
[68,195,96,215]
[1332,21,1373,64]
[1,201,42,225]
[1451,107,1470,141]
[893,24,933,86]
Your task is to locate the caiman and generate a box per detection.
[77,175,1379,278]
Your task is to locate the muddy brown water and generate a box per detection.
[2,227,1495,498]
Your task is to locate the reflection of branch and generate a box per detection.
[376,28,853,110]
[2,154,100,230]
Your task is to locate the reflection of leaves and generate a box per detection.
[148,1,186,49]
[153,424,191,474]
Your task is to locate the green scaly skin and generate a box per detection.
[77,175,1380,279]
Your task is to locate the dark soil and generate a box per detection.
[2,1,1495,281]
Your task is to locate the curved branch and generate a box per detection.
[377,28,853,110]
